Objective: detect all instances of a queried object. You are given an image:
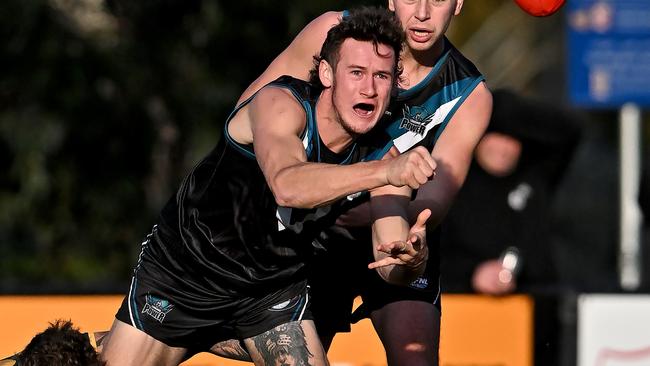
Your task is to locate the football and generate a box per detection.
[514,0,566,17]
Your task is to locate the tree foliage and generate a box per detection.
[0,0,383,292]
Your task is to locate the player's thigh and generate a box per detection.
[101,319,187,366]
[243,320,329,366]
[370,300,440,366]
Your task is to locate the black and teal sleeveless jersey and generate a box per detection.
[360,38,485,161]
[154,76,357,295]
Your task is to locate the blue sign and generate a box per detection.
[567,0,650,108]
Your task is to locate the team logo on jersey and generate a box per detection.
[409,276,429,290]
[399,105,434,136]
[142,294,174,323]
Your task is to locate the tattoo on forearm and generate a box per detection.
[252,322,313,366]
[211,339,251,361]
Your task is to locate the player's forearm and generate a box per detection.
[271,160,390,209]
[370,193,410,248]
[338,179,454,229]
[405,195,448,229]
[406,162,463,227]
[371,189,424,285]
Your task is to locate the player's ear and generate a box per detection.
[318,60,333,88]
[388,0,395,12]
[454,0,464,15]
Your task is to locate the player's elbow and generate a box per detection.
[270,183,296,208]
[270,179,314,209]
[273,190,311,209]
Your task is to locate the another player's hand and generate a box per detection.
[471,259,516,295]
[383,146,436,189]
[368,209,431,270]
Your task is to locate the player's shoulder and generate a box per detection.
[255,83,297,104]
[300,11,343,36]
[444,38,483,76]
[469,82,492,104]
[455,82,492,125]
[252,81,306,116]
[314,11,344,26]
[287,11,342,56]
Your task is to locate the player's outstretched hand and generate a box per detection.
[368,209,431,270]
[384,146,436,189]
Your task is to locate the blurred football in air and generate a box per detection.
[514,0,566,17]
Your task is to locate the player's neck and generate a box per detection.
[399,39,445,89]
[315,93,354,154]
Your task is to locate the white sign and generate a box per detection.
[578,294,650,366]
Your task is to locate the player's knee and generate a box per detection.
[385,340,438,366]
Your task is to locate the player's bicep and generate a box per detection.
[410,83,492,225]
[433,82,492,190]
[370,185,410,254]
[248,88,308,186]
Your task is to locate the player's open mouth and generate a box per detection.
[409,29,432,42]
[353,103,375,116]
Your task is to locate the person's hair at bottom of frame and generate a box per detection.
[5,319,104,366]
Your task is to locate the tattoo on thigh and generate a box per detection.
[252,322,313,365]
[212,339,251,361]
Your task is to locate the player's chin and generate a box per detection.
[407,37,437,52]
[350,104,381,132]
[353,118,381,134]
[348,122,377,136]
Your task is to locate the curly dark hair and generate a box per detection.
[308,6,404,88]
[17,320,104,366]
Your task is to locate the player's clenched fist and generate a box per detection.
[383,146,436,189]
